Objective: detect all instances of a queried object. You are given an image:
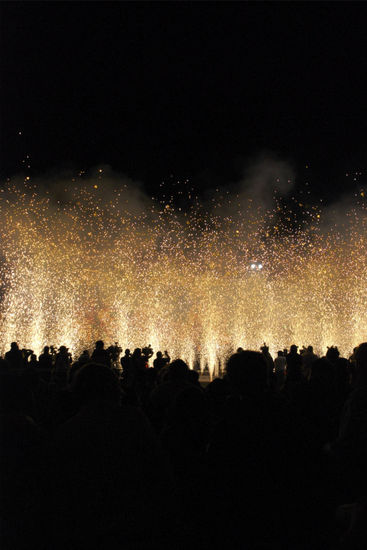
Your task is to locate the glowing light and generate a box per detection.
[0,179,366,377]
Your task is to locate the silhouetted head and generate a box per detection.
[290,344,298,354]
[355,343,367,386]
[187,369,200,386]
[95,340,104,350]
[132,348,141,357]
[43,346,49,354]
[73,363,121,405]
[326,346,340,363]
[307,345,313,353]
[156,351,163,358]
[226,351,267,395]
[59,345,68,354]
[277,350,284,357]
[10,342,19,351]
[78,350,90,365]
[356,343,367,368]
[124,348,130,356]
[168,359,190,382]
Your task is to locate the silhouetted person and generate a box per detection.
[54,346,72,387]
[274,350,287,390]
[46,363,174,548]
[21,348,34,365]
[106,342,122,367]
[328,342,367,502]
[160,384,210,535]
[131,348,145,371]
[261,343,274,385]
[349,346,358,385]
[153,350,170,371]
[326,345,340,363]
[187,368,202,388]
[38,346,53,382]
[286,344,303,379]
[302,345,318,380]
[131,347,145,371]
[148,359,192,432]
[142,344,154,366]
[78,349,90,366]
[5,342,24,370]
[325,345,350,408]
[206,351,293,546]
[29,353,38,369]
[91,340,111,367]
[284,344,310,431]
[0,361,43,549]
[120,348,134,387]
[39,346,53,369]
[55,346,72,368]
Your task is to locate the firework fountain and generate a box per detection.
[0,174,366,376]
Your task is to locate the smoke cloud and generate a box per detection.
[237,154,295,207]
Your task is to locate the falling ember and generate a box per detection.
[0,179,367,377]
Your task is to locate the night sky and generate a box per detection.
[1,2,367,197]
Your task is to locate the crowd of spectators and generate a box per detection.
[1,338,367,549]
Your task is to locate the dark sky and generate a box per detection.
[1,1,367,196]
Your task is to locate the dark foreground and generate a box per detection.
[1,343,367,550]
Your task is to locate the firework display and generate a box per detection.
[1,177,366,376]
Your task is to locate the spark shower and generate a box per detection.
[1,177,366,375]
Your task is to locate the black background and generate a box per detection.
[1,1,366,197]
